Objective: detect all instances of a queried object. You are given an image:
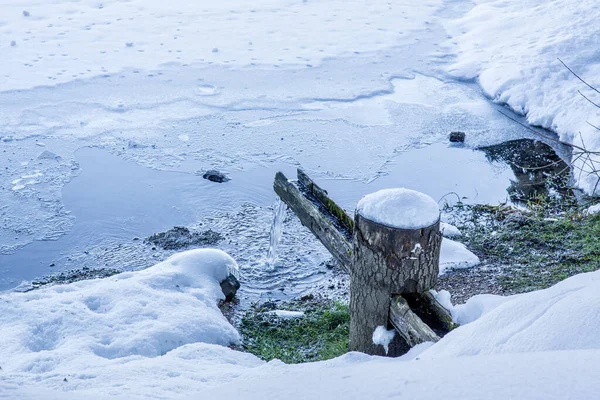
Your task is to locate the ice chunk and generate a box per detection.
[269,310,305,319]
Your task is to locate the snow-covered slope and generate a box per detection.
[1,250,599,398]
[445,0,600,194]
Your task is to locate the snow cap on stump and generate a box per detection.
[356,188,440,229]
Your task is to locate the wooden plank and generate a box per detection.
[296,169,354,238]
[403,292,457,335]
[389,295,440,347]
[274,172,352,272]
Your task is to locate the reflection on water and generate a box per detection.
[478,139,573,205]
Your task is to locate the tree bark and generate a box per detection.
[349,211,442,354]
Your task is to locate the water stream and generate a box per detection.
[266,200,287,269]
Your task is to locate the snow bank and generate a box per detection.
[445,0,600,194]
[3,250,600,398]
[422,270,600,358]
[0,249,253,396]
[439,238,480,274]
[196,350,600,400]
[357,188,440,229]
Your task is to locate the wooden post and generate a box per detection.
[273,170,451,357]
[349,206,442,355]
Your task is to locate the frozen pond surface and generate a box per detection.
[0,1,569,295]
[0,138,561,294]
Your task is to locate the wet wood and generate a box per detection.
[297,169,354,238]
[403,291,456,335]
[389,295,440,347]
[273,171,352,272]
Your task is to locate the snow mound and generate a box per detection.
[445,0,600,194]
[440,222,461,237]
[439,238,480,274]
[357,188,440,229]
[422,270,600,358]
[195,349,600,400]
[0,249,245,393]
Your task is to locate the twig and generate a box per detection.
[578,90,600,109]
[557,58,600,95]
[587,121,600,131]
[497,110,598,155]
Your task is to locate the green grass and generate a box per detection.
[447,202,600,293]
[239,299,350,364]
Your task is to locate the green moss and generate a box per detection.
[447,202,600,294]
[239,299,350,364]
[324,197,354,234]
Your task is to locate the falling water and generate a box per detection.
[266,199,287,268]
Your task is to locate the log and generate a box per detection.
[297,169,354,238]
[403,292,456,335]
[349,192,442,354]
[273,172,352,272]
[389,296,440,347]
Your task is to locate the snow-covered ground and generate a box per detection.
[1,249,599,398]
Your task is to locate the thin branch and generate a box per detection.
[578,90,600,109]
[587,121,600,131]
[497,110,599,155]
[558,57,600,95]
[511,158,565,171]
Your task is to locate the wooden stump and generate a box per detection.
[349,210,442,355]
[273,170,454,357]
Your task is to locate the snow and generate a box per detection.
[2,250,600,398]
[421,270,600,358]
[0,249,247,395]
[585,203,600,216]
[440,221,462,237]
[356,188,440,229]
[439,238,480,274]
[372,326,396,355]
[445,0,600,194]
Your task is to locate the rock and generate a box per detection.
[501,212,531,229]
[202,169,230,183]
[220,274,240,301]
[449,131,466,143]
[145,227,223,250]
